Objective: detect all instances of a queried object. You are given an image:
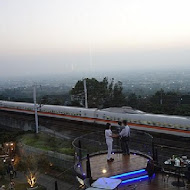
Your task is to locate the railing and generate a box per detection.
[72,129,154,179]
[154,144,190,167]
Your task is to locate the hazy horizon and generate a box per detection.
[1,0,190,78]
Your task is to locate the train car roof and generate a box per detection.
[42,104,97,111]
[144,113,190,120]
[101,107,144,114]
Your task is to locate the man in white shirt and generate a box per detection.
[119,120,130,155]
[105,123,116,162]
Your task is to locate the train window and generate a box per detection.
[103,115,105,119]
[96,114,98,117]
[84,113,86,116]
[168,124,173,128]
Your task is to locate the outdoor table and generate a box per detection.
[171,165,186,187]
[91,177,122,190]
[164,159,186,187]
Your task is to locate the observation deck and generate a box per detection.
[73,130,154,187]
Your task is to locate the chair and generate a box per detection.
[161,167,170,183]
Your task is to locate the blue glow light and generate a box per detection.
[121,175,149,184]
[110,169,146,179]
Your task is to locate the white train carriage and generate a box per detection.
[0,100,190,136]
[39,104,96,122]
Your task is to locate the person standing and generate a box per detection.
[105,123,116,162]
[116,121,122,150]
[117,121,122,133]
[120,120,130,155]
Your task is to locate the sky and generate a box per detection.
[0,0,190,77]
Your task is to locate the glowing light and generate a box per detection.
[27,172,36,188]
[102,169,107,174]
[121,175,149,184]
[10,143,14,146]
[110,169,146,179]
[76,176,84,186]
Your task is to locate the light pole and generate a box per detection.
[83,79,88,109]
[33,84,39,134]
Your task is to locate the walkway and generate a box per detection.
[7,171,74,190]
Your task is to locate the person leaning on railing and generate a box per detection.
[119,120,130,155]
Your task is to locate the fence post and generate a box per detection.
[78,140,82,162]
[55,181,58,190]
[152,140,155,161]
[86,154,92,184]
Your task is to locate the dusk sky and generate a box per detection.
[0,0,190,77]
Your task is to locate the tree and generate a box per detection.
[112,81,125,106]
[16,154,49,188]
[70,77,126,108]
[127,93,138,108]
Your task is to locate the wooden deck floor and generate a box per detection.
[79,153,190,189]
[81,153,148,180]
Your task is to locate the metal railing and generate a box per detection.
[72,129,154,179]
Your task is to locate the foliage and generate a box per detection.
[71,77,126,108]
[40,94,70,105]
[20,133,74,156]
[16,154,50,188]
[0,130,25,144]
[127,89,190,116]
[0,85,70,104]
